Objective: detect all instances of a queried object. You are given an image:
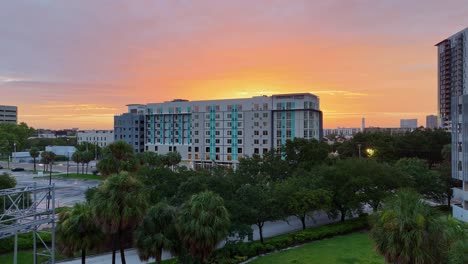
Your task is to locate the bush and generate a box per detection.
[0,231,52,253]
[211,216,369,263]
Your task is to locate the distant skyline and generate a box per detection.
[1,1,467,129]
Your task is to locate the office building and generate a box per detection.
[426,115,438,129]
[400,119,418,129]
[364,127,416,135]
[77,130,114,147]
[114,104,146,153]
[437,27,468,222]
[145,93,323,168]
[0,105,17,124]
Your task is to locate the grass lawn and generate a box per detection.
[35,173,103,181]
[249,232,384,264]
[0,250,64,264]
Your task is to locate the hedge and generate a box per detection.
[0,232,52,253]
[211,216,369,263]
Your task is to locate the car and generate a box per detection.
[0,165,3,169]
[11,167,25,172]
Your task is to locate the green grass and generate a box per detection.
[0,250,64,264]
[35,173,102,181]
[249,232,384,264]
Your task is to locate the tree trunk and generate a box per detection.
[112,236,116,264]
[119,229,126,264]
[33,158,36,172]
[300,215,306,230]
[81,248,86,264]
[156,249,162,264]
[340,210,346,222]
[82,163,85,174]
[257,221,264,244]
[77,162,79,174]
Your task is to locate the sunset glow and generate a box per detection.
[1,1,467,129]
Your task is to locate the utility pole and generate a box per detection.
[357,143,362,159]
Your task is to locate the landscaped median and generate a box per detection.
[210,216,370,263]
[34,173,102,181]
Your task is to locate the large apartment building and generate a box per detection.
[436,27,468,222]
[114,104,146,153]
[145,93,323,168]
[0,105,17,124]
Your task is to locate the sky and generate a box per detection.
[1,0,468,129]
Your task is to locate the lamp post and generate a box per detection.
[357,143,362,159]
[66,152,70,177]
[94,141,97,161]
[13,142,16,163]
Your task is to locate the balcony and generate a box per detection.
[453,187,468,201]
[452,204,468,223]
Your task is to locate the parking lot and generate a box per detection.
[0,163,101,208]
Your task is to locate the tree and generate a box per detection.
[0,172,16,189]
[56,202,103,264]
[29,147,39,172]
[134,203,177,264]
[41,151,56,183]
[97,141,136,177]
[164,151,181,170]
[235,183,280,243]
[370,189,445,264]
[72,151,83,175]
[284,138,330,170]
[275,174,332,230]
[177,191,230,263]
[91,172,148,264]
[395,158,445,202]
[81,151,94,174]
[318,160,365,222]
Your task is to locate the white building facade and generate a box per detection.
[323,128,361,137]
[77,130,114,147]
[145,93,322,167]
[400,119,418,129]
[437,27,468,222]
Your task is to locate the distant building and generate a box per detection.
[114,104,146,153]
[323,128,361,138]
[77,130,114,147]
[400,119,418,129]
[364,127,416,135]
[45,146,76,157]
[0,105,17,124]
[361,117,365,132]
[426,115,438,129]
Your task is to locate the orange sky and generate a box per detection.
[1,1,467,129]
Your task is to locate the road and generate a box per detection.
[0,160,97,174]
[60,211,343,264]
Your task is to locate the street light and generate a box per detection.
[366,148,375,158]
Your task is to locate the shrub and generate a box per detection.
[0,232,52,253]
[210,216,369,262]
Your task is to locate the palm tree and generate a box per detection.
[81,151,93,174]
[134,203,177,264]
[177,191,230,263]
[56,203,103,264]
[370,189,445,264]
[29,147,39,172]
[97,141,135,177]
[92,172,148,264]
[72,151,81,175]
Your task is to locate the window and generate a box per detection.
[169,146,172,151]
[227,122,232,127]
[227,139,232,144]
[188,154,192,159]
[263,139,268,144]
[238,113,243,118]
[238,139,242,144]
[263,148,268,154]
[216,130,220,136]
[194,147,199,152]
[227,155,232,161]
[254,139,259,144]
[254,122,259,127]
[254,148,259,154]
[205,122,210,128]
[216,147,220,153]
[205,139,210,144]
[254,113,260,118]
[263,130,268,135]
[195,154,199,159]
[188,146,192,152]
[195,139,199,143]
[227,114,232,118]
[205,131,210,136]
[263,112,268,118]
[206,154,210,160]
[227,147,232,153]
[238,148,243,153]
[238,122,243,127]
[238,130,243,136]
[206,147,210,152]
[215,139,220,144]
[195,131,199,136]
[254,130,259,135]
[227,130,232,136]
